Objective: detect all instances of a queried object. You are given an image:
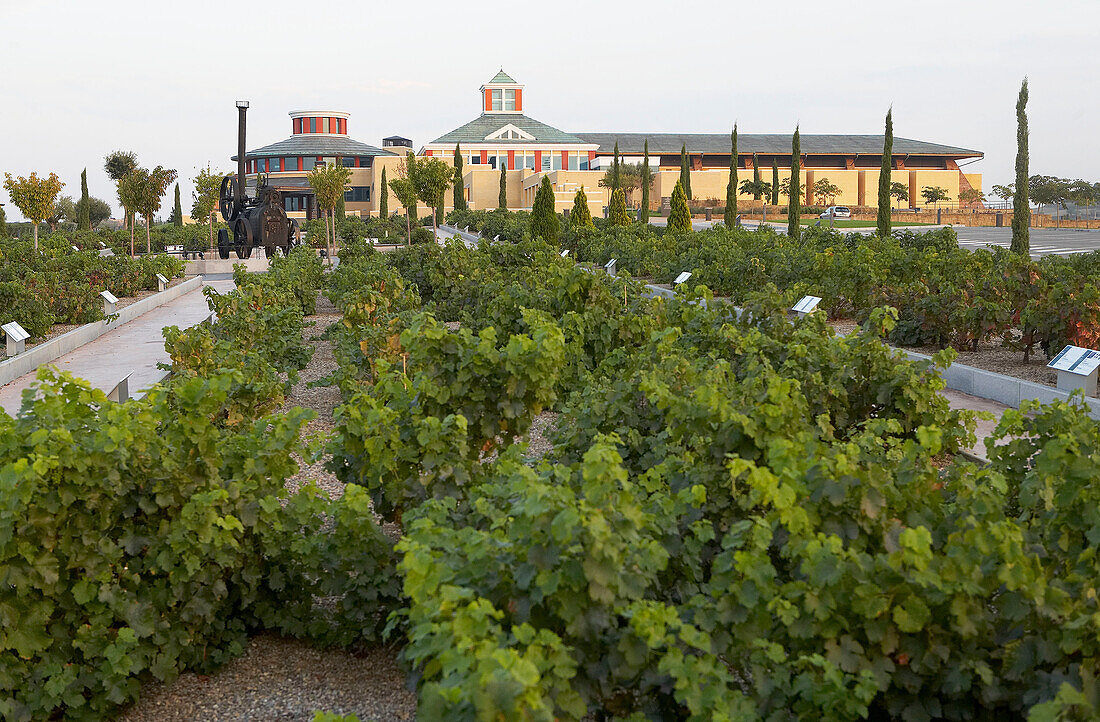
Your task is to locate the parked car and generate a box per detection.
[819,206,851,219]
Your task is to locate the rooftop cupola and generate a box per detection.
[290,110,350,136]
[480,70,523,115]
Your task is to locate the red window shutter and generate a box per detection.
[480,150,488,164]
[515,89,522,112]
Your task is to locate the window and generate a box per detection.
[552,153,562,171]
[344,186,371,203]
[270,157,282,172]
[341,157,355,167]
[491,88,502,111]
[489,156,497,169]
[302,157,316,171]
[258,158,267,173]
[284,196,304,212]
[284,157,298,172]
[568,153,579,170]
[309,117,316,133]
[359,156,373,168]
[580,154,589,171]
[526,154,535,170]
[504,88,515,111]
[323,117,330,133]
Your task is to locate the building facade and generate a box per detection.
[234,71,983,220]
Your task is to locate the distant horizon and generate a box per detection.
[1,0,1095,221]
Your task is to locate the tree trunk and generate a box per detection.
[406,211,411,248]
[209,214,215,252]
[32,222,38,253]
[146,216,151,254]
[129,217,135,256]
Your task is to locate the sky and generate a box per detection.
[1,0,1097,221]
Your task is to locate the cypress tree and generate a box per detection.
[453,144,466,212]
[406,153,418,224]
[640,139,651,224]
[435,198,444,227]
[788,126,801,241]
[78,168,91,231]
[0,205,6,238]
[877,108,893,237]
[771,159,780,206]
[609,188,630,226]
[172,183,183,226]
[498,162,507,210]
[612,142,621,191]
[725,126,738,228]
[530,176,559,242]
[752,155,761,201]
[679,145,692,200]
[1011,78,1030,255]
[668,180,692,233]
[379,167,388,218]
[571,186,594,229]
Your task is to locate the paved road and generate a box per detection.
[954,227,1100,257]
[0,279,234,415]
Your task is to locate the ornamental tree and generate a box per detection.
[788,125,801,240]
[78,168,91,231]
[751,155,761,201]
[117,171,142,255]
[134,165,178,253]
[992,183,1015,203]
[813,178,842,207]
[608,188,630,227]
[170,183,183,226]
[779,177,805,202]
[920,185,949,208]
[725,126,738,228]
[3,171,64,252]
[668,180,692,233]
[530,176,559,242]
[891,181,910,208]
[104,150,138,231]
[959,188,986,206]
[191,165,222,250]
[570,185,594,229]
[877,108,893,236]
[308,162,352,258]
[640,139,651,224]
[453,144,466,212]
[388,176,418,246]
[411,157,452,238]
[771,159,780,205]
[1011,77,1030,255]
[86,197,111,229]
[612,142,621,191]
[380,167,389,218]
[498,162,507,210]
[679,145,692,199]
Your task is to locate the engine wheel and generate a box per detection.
[233,218,254,259]
[219,175,239,222]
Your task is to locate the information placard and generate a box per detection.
[560,249,570,257]
[2,322,29,342]
[674,271,693,285]
[792,295,822,314]
[1047,346,1100,376]
[100,290,119,305]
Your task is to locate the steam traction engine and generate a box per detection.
[217,100,300,260]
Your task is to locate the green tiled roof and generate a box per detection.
[431,114,587,145]
[573,133,982,158]
[487,69,517,84]
[232,135,397,160]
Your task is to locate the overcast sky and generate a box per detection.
[1,0,1097,220]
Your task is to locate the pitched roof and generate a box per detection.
[232,134,397,160]
[486,69,517,84]
[430,114,588,145]
[572,132,982,158]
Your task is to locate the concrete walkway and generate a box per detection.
[0,279,234,415]
[941,389,1012,462]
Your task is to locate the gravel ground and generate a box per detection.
[910,341,1057,387]
[117,634,414,722]
[120,291,417,722]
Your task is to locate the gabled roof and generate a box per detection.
[486,69,517,85]
[430,114,588,145]
[232,134,397,160]
[573,133,983,158]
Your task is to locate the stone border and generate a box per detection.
[0,276,205,387]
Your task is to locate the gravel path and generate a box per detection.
[117,634,414,722]
[119,292,416,722]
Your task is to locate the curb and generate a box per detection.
[0,276,205,388]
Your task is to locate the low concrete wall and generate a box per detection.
[0,276,205,387]
[185,256,270,275]
[898,348,1100,420]
[438,225,484,246]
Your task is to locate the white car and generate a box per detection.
[819,206,851,219]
